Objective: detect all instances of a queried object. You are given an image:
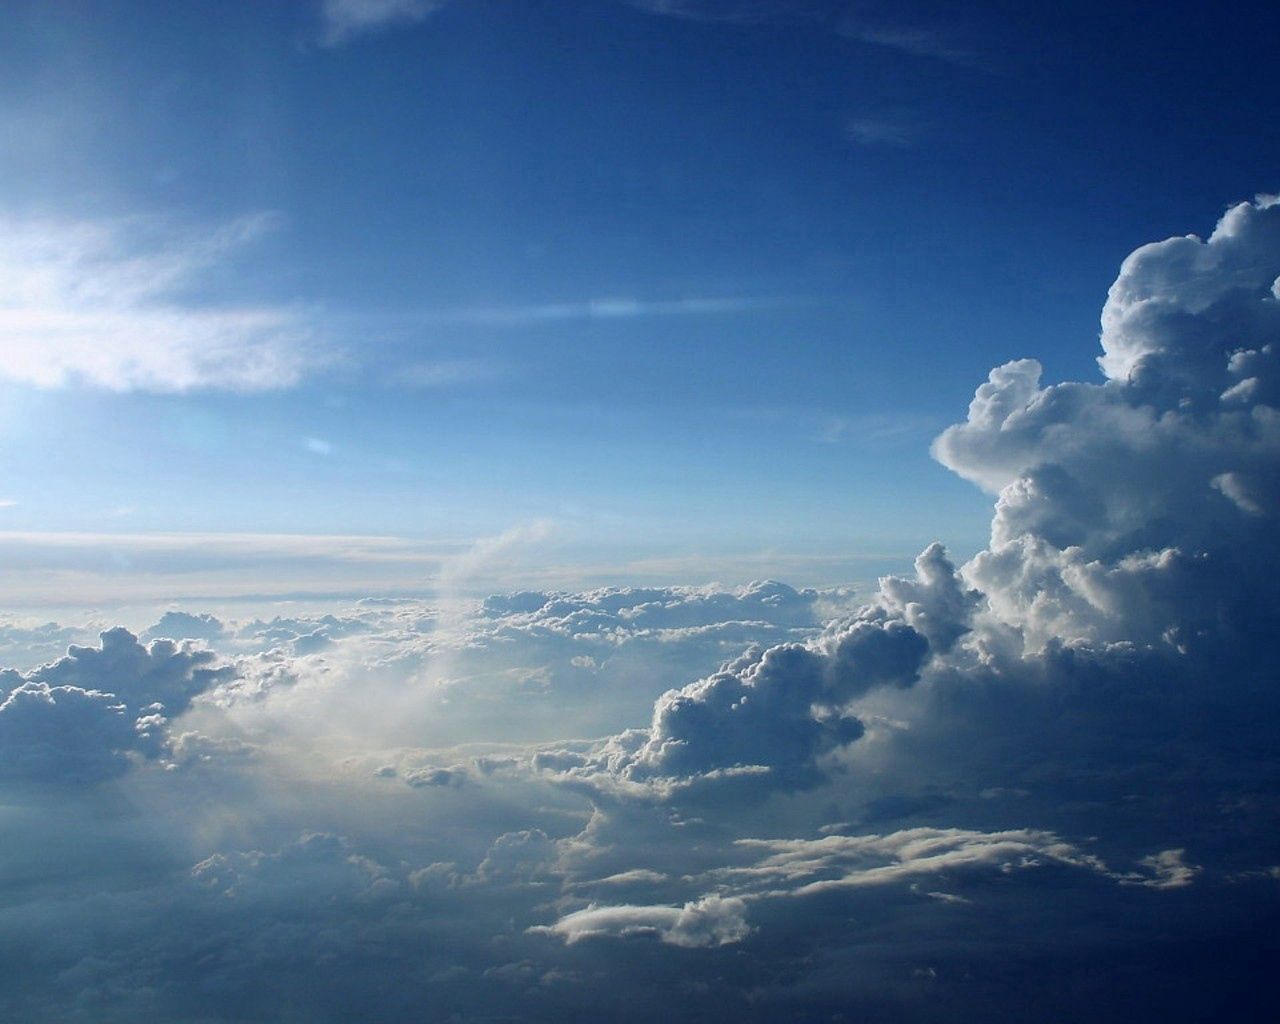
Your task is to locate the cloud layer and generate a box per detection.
[2,198,1279,1020]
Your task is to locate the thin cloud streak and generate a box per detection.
[368,295,806,328]
[319,0,446,46]
[626,1,976,65]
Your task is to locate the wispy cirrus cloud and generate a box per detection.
[622,0,806,24]
[837,16,974,64]
[317,1,973,66]
[626,1,974,64]
[318,0,448,45]
[391,295,798,328]
[845,115,918,147]
[0,212,325,393]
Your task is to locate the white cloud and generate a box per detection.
[534,895,750,947]
[540,544,973,795]
[930,197,1280,653]
[0,212,324,392]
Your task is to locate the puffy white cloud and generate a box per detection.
[535,895,750,948]
[929,197,1280,653]
[1098,196,1280,392]
[543,547,970,794]
[142,611,229,646]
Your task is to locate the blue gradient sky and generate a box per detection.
[2,0,1278,598]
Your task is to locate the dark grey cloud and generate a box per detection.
[0,628,232,782]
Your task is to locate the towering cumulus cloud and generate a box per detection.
[527,199,1280,1007]
[1,199,1277,1022]
[934,196,1280,653]
[550,194,1280,791]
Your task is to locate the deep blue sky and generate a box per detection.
[2,0,1277,593]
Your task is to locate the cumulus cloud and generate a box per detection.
[25,627,230,713]
[535,895,750,947]
[0,627,231,782]
[932,197,1280,653]
[0,681,137,783]
[543,545,972,794]
[0,617,86,670]
[142,611,229,646]
[0,212,323,392]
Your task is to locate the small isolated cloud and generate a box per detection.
[0,212,323,393]
[534,894,750,947]
[0,500,15,509]
[142,611,229,646]
[845,115,917,147]
[304,437,334,456]
[319,0,448,45]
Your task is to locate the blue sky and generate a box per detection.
[2,0,1278,599]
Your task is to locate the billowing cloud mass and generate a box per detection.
[537,544,973,795]
[2,199,1278,1021]
[0,628,231,782]
[0,213,321,392]
[933,196,1280,653]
